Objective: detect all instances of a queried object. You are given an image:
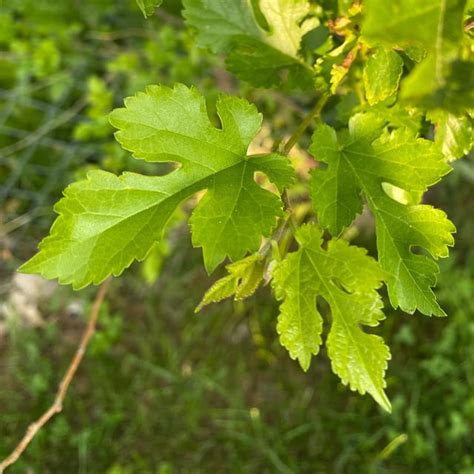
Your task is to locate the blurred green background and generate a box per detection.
[1,1,473,473]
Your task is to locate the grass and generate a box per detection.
[1,223,473,473]
[0,2,473,471]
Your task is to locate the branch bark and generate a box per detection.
[0,279,111,473]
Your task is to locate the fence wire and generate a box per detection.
[0,75,98,260]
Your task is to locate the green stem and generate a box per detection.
[279,92,330,155]
[261,92,330,259]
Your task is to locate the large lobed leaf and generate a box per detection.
[272,224,391,412]
[310,113,456,316]
[21,84,293,288]
[183,0,316,88]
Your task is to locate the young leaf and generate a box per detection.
[183,0,316,88]
[363,46,403,105]
[20,84,293,288]
[362,0,469,110]
[310,114,456,316]
[272,224,391,412]
[135,0,162,18]
[196,254,264,312]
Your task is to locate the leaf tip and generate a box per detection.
[376,390,392,413]
[18,254,42,275]
[17,260,34,274]
[298,356,311,372]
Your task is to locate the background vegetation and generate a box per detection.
[1,1,473,472]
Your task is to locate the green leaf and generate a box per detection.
[183,0,261,53]
[257,0,316,57]
[362,103,423,134]
[20,84,293,288]
[140,207,183,285]
[362,0,466,48]
[330,64,349,94]
[402,58,474,111]
[272,224,391,412]
[225,37,313,89]
[196,254,264,311]
[247,153,295,192]
[362,0,469,110]
[135,0,162,18]
[315,37,358,94]
[363,46,403,105]
[310,114,456,316]
[141,241,168,285]
[183,0,316,88]
[427,110,474,160]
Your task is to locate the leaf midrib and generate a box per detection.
[118,125,244,168]
[34,159,253,265]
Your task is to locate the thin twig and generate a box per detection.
[279,92,330,156]
[0,279,111,473]
[260,92,330,258]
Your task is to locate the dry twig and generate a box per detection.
[0,279,111,473]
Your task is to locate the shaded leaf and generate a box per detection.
[183,0,316,88]
[363,0,469,110]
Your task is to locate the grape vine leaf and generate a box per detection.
[20,84,293,288]
[427,110,474,160]
[272,224,391,412]
[362,0,470,110]
[364,104,423,134]
[183,0,317,88]
[135,0,162,18]
[310,113,456,316]
[363,46,403,105]
[196,254,264,312]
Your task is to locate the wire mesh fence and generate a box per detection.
[0,74,98,261]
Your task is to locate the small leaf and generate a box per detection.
[272,224,391,412]
[427,110,474,160]
[196,255,264,311]
[196,276,239,312]
[363,46,403,105]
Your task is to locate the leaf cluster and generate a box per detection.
[21,0,473,410]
